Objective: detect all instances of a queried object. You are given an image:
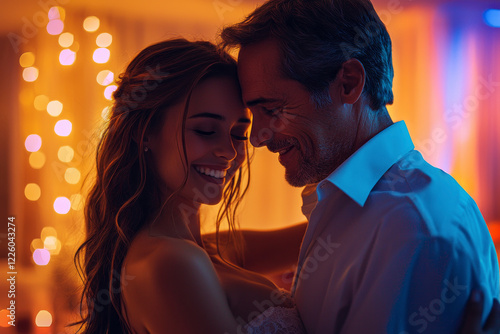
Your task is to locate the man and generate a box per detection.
[220,0,500,332]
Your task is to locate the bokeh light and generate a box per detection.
[30,238,44,253]
[35,310,53,327]
[101,106,111,120]
[41,226,57,241]
[53,197,71,214]
[33,249,51,266]
[484,9,500,28]
[57,145,74,162]
[54,120,72,136]
[22,67,39,82]
[58,32,74,47]
[96,70,114,86]
[64,167,81,184]
[34,95,49,111]
[25,183,41,201]
[59,49,76,66]
[96,32,112,47]
[83,16,100,32]
[46,19,64,35]
[25,134,42,152]
[104,85,117,100]
[19,52,35,67]
[29,151,46,169]
[44,236,57,250]
[47,100,63,117]
[48,6,65,21]
[70,193,84,210]
[93,47,110,64]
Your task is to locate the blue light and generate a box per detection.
[484,9,500,27]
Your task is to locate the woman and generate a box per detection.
[73,39,498,334]
[73,38,304,334]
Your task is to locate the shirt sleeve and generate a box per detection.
[340,200,495,334]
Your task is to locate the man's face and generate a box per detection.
[237,39,357,187]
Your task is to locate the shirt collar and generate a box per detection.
[318,121,415,207]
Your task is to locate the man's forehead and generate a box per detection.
[237,39,283,100]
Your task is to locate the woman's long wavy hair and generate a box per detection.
[71,39,251,333]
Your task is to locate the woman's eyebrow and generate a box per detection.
[188,112,250,123]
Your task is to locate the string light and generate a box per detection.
[54,119,72,136]
[29,151,46,169]
[33,249,51,266]
[41,226,57,241]
[104,85,117,100]
[48,6,65,21]
[22,67,39,82]
[19,52,35,67]
[59,49,76,66]
[25,134,42,152]
[57,145,74,162]
[64,167,81,184]
[83,16,100,32]
[58,32,74,47]
[96,33,112,47]
[96,70,114,86]
[35,310,53,327]
[46,19,64,35]
[25,183,41,201]
[93,47,110,64]
[47,100,63,117]
[53,196,71,214]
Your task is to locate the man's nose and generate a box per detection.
[250,115,273,147]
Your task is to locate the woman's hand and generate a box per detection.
[459,290,500,334]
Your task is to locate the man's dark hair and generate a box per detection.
[221,0,394,110]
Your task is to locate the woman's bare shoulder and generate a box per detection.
[121,229,238,333]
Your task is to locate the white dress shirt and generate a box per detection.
[292,121,499,334]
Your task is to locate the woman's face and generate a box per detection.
[147,75,251,206]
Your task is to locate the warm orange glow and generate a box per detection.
[35,310,53,327]
[83,16,100,32]
[33,249,51,266]
[96,32,112,47]
[34,95,49,111]
[46,19,64,35]
[0,309,9,327]
[53,197,71,214]
[54,120,72,136]
[59,49,76,66]
[104,84,117,100]
[30,238,44,253]
[29,151,46,169]
[93,47,110,64]
[19,52,35,67]
[57,145,74,162]
[47,100,63,117]
[23,67,39,82]
[25,183,41,201]
[96,70,114,86]
[25,134,42,152]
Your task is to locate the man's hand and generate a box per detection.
[459,290,500,334]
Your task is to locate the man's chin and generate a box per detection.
[284,170,313,188]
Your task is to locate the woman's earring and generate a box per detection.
[144,146,149,152]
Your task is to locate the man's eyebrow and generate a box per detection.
[188,112,251,124]
[245,97,281,107]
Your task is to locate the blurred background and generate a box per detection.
[0,0,499,332]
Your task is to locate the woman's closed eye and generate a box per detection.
[194,129,248,141]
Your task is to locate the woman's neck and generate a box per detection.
[148,196,203,247]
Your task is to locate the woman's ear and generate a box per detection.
[330,58,366,105]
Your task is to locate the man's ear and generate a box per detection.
[330,58,366,105]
